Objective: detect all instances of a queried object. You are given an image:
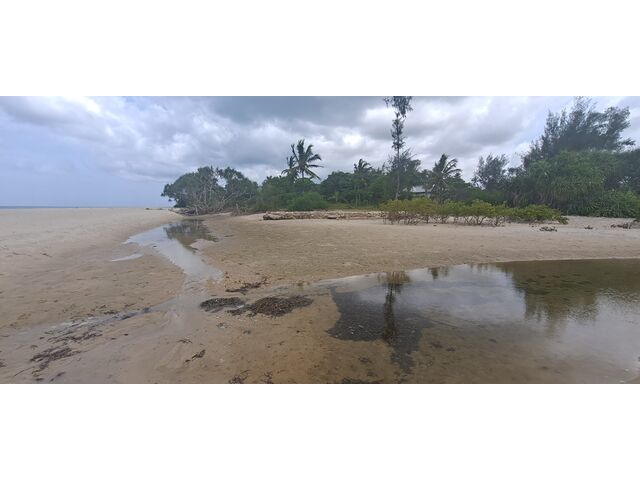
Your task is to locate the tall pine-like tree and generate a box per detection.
[384,96,413,199]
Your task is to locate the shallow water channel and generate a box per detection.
[125,219,222,284]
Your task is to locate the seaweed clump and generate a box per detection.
[199,297,244,313]
[231,296,312,317]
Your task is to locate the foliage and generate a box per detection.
[585,190,640,218]
[384,96,414,199]
[320,171,355,204]
[472,154,509,190]
[425,154,462,203]
[163,97,640,220]
[465,200,496,225]
[253,176,295,211]
[523,97,634,168]
[162,166,258,214]
[381,198,565,226]
[287,191,328,211]
[513,204,567,223]
[282,139,322,183]
[353,159,373,206]
[499,150,639,216]
[385,150,423,199]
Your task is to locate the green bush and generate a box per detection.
[435,201,453,223]
[287,192,329,211]
[464,200,496,225]
[447,201,466,223]
[491,204,514,226]
[510,204,565,223]
[411,198,437,223]
[380,199,403,224]
[381,198,569,226]
[589,190,640,218]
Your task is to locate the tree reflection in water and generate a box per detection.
[163,219,217,251]
[327,259,640,374]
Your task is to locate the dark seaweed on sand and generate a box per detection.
[230,295,313,317]
[199,297,244,312]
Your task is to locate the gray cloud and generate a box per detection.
[1,96,638,196]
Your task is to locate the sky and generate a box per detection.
[1,96,639,207]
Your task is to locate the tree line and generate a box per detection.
[161,97,640,218]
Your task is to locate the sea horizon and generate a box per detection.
[0,205,167,209]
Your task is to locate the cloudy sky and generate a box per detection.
[1,96,639,207]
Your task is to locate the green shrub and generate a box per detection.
[492,204,513,226]
[510,204,565,223]
[381,198,567,226]
[464,200,495,225]
[380,199,402,224]
[589,191,640,218]
[287,192,328,211]
[401,199,420,224]
[434,201,453,223]
[412,198,437,223]
[447,201,466,223]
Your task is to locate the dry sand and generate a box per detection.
[200,213,640,288]
[1,209,639,383]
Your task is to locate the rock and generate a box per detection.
[263,210,383,221]
[611,220,640,229]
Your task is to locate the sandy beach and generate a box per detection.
[1,208,640,383]
[0,208,183,329]
[201,213,640,289]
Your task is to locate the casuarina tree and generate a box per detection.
[384,96,413,199]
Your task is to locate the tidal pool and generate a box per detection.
[320,259,640,383]
[125,219,222,284]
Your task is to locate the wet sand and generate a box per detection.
[0,208,184,330]
[1,209,640,383]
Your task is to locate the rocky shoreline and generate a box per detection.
[263,210,384,220]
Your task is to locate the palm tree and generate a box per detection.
[281,155,298,184]
[353,158,372,207]
[426,154,462,203]
[289,139,322,181]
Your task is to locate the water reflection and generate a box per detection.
[327,259,640,379]
[496,260,640,331]
[126,219,222,283]
[163,219,218,250]
[328,271,428,372]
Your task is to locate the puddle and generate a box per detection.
[125,219,222,283]
[322,259,640,381]
[162,219,218,249]
[111,253,143,262]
